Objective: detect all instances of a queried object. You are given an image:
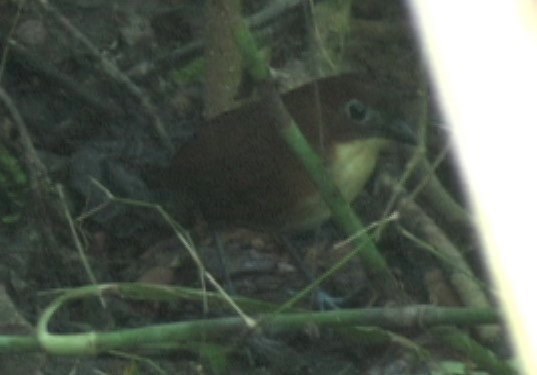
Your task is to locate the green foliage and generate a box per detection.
[171,57,205,84]
[199,343,230,375]
[0,142,27,224]
[232,20,269,82]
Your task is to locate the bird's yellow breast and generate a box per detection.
[280,139,387,231]
[330,138,386,201]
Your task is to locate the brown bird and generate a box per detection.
[170,74,415,232]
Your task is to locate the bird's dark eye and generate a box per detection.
[344,99,368,121]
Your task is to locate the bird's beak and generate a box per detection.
[384,119,417,145]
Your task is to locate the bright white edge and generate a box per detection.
[408,0,537,372]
